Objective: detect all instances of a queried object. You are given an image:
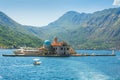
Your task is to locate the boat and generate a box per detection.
[33,58,41,65]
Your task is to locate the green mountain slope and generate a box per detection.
[1,8,120,49]
[36,8,120,49]
[0,12,43,48]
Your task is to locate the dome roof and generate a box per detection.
[44,40,51,45]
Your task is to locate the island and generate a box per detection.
[2,37,76,57]
[2,37,116,57]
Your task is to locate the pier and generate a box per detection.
[71,53,116,57]
[2,53,116,57]
[2,54,70,57]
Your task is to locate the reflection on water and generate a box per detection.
[0,76,2,79]
[0,49,120,80]
[12,64,34,67]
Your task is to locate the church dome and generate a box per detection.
[44,40,51,45]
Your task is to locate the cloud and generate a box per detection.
[113,0,120,6]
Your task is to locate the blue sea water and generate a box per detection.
[0,49,120,80]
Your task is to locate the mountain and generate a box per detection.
[0,8,120,49]
[0,12,43,48]
[35,8,120,49]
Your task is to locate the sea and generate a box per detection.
[0,49,120,80]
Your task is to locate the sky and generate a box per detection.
[0,0,119,27]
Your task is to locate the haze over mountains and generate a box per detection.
[0,8,120,49]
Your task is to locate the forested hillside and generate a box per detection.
[35,8,120,49]
[0,12,43,48]
[0,8,120,49]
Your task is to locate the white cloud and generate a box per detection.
[113,0,120,6]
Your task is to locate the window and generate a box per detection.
[53,48,57,50]
[67,48,69,50]
[61,48,63,50]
